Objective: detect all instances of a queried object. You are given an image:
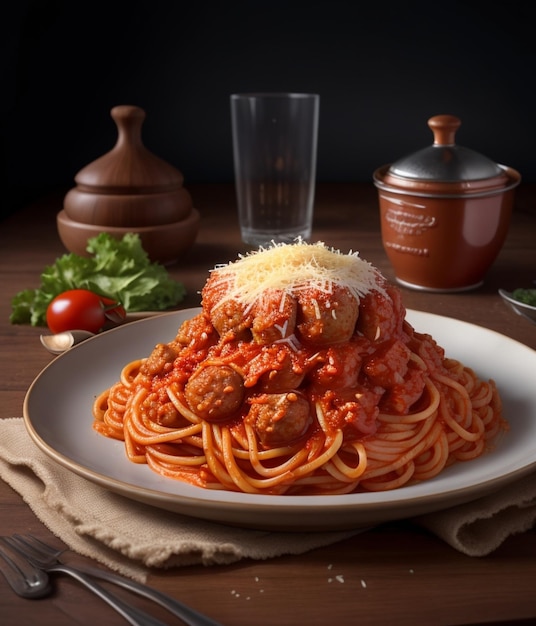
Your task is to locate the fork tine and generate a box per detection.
[5,536,57,569]
[13,535,61,560]
[3,537,48,568]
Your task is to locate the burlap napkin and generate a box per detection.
[1,418,535,583]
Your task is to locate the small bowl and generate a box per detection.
[498,289,536,324]
[57,208,200,265]
[373,115,521,292]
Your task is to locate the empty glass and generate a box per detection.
[230,93,320,247]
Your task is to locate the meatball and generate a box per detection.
[363,338,411,388]
[141,395,180,427]
[184,364,244,421]
[140,343,178,377]
[175,312,217,349]
[356,285,405,343]
[296,285,359,345]
[209,298,253,341]
[244,344,306,392]
[251,289,298,344]
[309,340,364,390]
[248,392,312,447]
[201,272,252,340]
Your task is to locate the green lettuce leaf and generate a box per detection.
[512,288,536,307]
[10,233,186,326]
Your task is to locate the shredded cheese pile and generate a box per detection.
[210,240,386,306]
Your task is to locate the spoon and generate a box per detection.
[0,537,51,598]
[40,330,95,354]
[498,289,536,325]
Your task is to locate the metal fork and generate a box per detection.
[3,536,169,626]
[8,535,222,626]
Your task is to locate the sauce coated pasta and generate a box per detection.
[93,241,506,494]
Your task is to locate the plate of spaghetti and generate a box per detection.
[23,242,536,531]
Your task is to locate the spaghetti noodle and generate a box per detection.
[92,241,506,494]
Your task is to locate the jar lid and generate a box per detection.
[388,115,503,182]
[74,105,184,193]
[373,114,520,198]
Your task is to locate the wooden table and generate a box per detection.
[1,183,535,625]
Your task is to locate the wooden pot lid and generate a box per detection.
[73,105,184,193]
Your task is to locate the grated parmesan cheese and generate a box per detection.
[209,240,386,308]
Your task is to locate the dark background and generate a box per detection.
[2,0,535,213]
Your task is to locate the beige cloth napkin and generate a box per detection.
[1,418,535,583]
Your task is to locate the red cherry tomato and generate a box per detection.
[46,289,126,334]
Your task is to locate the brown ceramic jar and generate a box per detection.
[373,115,521,292]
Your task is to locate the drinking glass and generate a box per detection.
[230,92,320,247]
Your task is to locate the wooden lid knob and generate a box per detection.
[74,105,184,193]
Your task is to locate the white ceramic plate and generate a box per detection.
[23,309,536,531]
